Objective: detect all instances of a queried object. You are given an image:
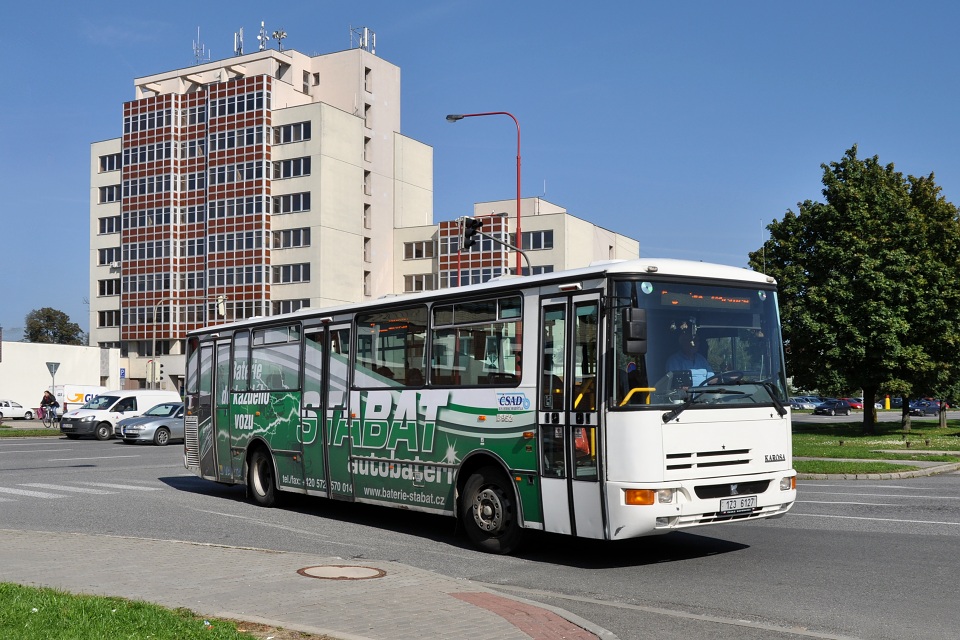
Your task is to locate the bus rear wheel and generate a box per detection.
[248,448,278,507]
[460,466,522,554]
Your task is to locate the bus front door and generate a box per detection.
[538,295,605,539]
[301,325,354,500]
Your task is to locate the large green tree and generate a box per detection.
[24,308,85,345]
[749,146,960,433]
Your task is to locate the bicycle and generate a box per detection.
[40,406,58,429]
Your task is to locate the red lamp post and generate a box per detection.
[446,112,522,274]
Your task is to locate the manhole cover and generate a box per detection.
[297,565,386,580]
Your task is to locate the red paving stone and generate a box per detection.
[452,591,599,640]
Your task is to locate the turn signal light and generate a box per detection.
[624,489,656,505]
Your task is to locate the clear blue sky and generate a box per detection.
[3,0,959,339]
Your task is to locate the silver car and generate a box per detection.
[115,402,184,446]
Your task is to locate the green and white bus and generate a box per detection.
[183,258,796,553]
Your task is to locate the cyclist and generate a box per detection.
[40,390,59,423]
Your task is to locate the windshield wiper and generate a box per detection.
[661,388,745,423]
[759,381,788,417]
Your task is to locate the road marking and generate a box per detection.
[797,500,899,506]
[792,512,960,526]
[76,482,161,491]
[47,455,142,461]
[0,487,65,499]
[20,483,115,495]
[0,449,65,454]
[800,490,960,500]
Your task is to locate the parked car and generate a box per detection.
[790,397,817,410]
[909,400,945,416]
[842,397,864,410]
[0,400,34,420]
[60,389,182,440]
[115,402,184,446]
[814,399,853,416]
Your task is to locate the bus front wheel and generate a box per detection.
[248,449,278,507]
[460,466,522,554]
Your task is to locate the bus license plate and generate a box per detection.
[720,496,756,514]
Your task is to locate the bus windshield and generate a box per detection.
[612,278,787,411]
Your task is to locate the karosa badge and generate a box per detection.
[765,453,786,462]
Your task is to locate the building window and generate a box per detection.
[364,103,371,128]
[98,279,121,296]
[522,230,554,251]
[272,299,310,315]
[208,125,267,152]
[123,174,173,197]
[520,265,554,276]
[274,121,311,144]
[98,310,120,328]
[98,247,121,265]
[272,157,311,180]
[364,136,371,162]
[209,196,268,219]
[363,271,371,296]
[363,237,371,263]
[99,216,121,235]
[99,153,121,173]
[272,192,311,214]
[404,274,435,292]
[364,66,372,92]
[99,185,121,204]
[363,170,371,195]
[272,228,311,249]
[123,141,172,166]
[363,203,371,229]
[123,207,173,229]
[208,231,266,254]
[210,161,267,186]
[272,263,310,284]
[403,241,435,260]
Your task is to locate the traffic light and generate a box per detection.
[461,217,484,251]
[158,363,165,381]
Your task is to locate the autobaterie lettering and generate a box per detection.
[349,453,454,485]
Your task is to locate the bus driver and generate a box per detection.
[665,330,714,386]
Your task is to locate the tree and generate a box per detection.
[749,146,960,433]
[24,308,85,345]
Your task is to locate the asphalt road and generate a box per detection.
[1,436,959,640]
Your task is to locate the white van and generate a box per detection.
[59,389,182,441]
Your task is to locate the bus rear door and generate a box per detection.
[301,324,354,500]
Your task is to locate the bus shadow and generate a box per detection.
[157,476,748,565]
[513,530,749,568]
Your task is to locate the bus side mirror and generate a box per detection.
[622,308,647,355]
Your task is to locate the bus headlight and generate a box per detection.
[780,476,796,491]
[657,488,676,504]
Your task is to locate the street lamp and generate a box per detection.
[151,295,226,389]
[446,111,523,273]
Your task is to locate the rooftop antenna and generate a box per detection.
[258,21,269,51]
[193,27,211,65]
[350,25,376,54]
[234,27,244,56]
[272,28,287,52]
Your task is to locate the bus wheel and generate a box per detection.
[248,449,278,507]
[461,466,522,554]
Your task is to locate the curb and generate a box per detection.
[798,461,960,481]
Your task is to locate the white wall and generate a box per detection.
[0,342,120,410]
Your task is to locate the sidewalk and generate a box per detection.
[0,529,617,640]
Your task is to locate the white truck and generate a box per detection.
[54,385,107,415]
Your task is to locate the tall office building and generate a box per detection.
[90,32,639,392]
[90,36,432,389]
